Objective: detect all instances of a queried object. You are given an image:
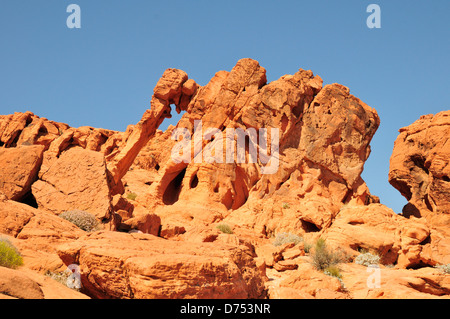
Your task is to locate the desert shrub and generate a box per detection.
[324,265,343,279]
[303,240,313,253]
[311,238,344,271]
[59,210,99,232]
[273,232,302,247]
[216,223,233,234]
[282,202,290,209]
[355,252,380,267]
[435,264,450,274]
[126,192,138,201]
[0,237,24,269]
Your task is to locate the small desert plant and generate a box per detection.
[0,237,24,269]
[273,232,302,247]
[324,265,345,289]
[435,264,450,274]
[59,210,100,232]
[282,202,290,209]
[303,240,313,253]
[310,238,344,271]
[126,192,138,201]
[355,252,380,267]
[216,223,233,234]
[324,265,343,280]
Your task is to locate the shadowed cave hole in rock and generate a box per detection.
[292,103,303,118]
[410,155,429,174]
[20,191,38,209]
[406,260,435,270]
[190,173,199,189]
[424,194,433,212]
[162,168,187,205]
[37,126,48,137]
[420,234,431,246]
[300,219,320,233]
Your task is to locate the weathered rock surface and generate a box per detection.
[389,111,450,220]
[0,59,449,299]
[389,111,450,268]
[32,147,113,221]
[126,59,380,241]
[0,266,89,299]
[339,263,450,299]
[321,203,449,268]
[106,68,197,191]
[57,231,266,299]
[0,198,85,272]
[0,145,44,201]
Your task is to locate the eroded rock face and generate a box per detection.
[0,198,85,273]
[389,111,450,268]
[127,59,380,239]
[321,203,448,268]
[57,231,266,299]
[105,68,197,191]
[389,111,450,220]
[0,145,44,201]
[32,147,113,221]
[1,59,449,299]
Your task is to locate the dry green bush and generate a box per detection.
[216,223,233,234]
[273,232,302,247]
[59,210,100,232]
[354,252,380,267]
[310,238,345,271]
[0,237,24,269]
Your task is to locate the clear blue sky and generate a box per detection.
[1,1,449,214]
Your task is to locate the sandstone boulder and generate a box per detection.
[57,231,266,299]
[0,145,44,201]
[389,111,450,268]
[32,147,113,221]
[389,111,450,221]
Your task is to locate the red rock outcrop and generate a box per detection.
[1,59,449,299]
[0,196,85,272]
[0,145,44,201]
[57,231,266,299]
[32,147,113,220]
[105,68,197,192]
[389,111,450,220]
[321,203,441,268]
[388,111,450,268]
[125,59,380,241]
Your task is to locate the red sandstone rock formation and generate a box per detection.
[389,111,450,268]
[0,59,449,299]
